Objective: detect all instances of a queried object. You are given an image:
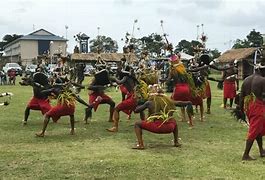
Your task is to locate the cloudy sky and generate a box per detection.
[1,0,265,53]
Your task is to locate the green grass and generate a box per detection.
[0,78,265,179]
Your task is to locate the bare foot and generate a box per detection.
[179,118,186,122]
[242,155,256,161]
[22,120,27,125]
[35,132,44,137]
[260,150,265,157]
[108,120,114,122]
[188,121,193,127]
[188,126,193,130]
[174,142,181,147]
[70,130,75,135]
[83,119,89,124]
[132,144,145,150]
[106,127,118,132]
[200,118,205,122]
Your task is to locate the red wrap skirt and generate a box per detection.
[141,118,177,134]
[27,97,52,115]
[46,104,75,122]
[89,92,112,111]
[223,80,236,99]
[171,83,191,101]
[116,92,137,115]
[246,99,265,140]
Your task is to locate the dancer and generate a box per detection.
[222,62,239,109]
[168,53,193,126]
[133,86,192,149]
[235,63,265,160]
[22,72,52,125]
[36,78,90,137]
[107,66,144,132]
[83,70,115,124]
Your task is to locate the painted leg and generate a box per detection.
[223,98,227,109]
[186,107,193,127]
[132,122,144,149]
[107,108,119,132]
[23,107,30,125]
[206,97,211,114]
[256,135,265,157]
[199,104,204,122]
[83,107,92,124]
[229,98,234,108]
[180,107,186,122]
[107,100,115,122]
[173,124,181,147]
[70,115,75,135]
[36,115,51,137]
[242,139,256,160]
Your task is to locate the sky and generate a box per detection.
[1,0,265,53]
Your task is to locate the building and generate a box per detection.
[3,29,67,65]
[71,53,138,63]
[217,47,260,79]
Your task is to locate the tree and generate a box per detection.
[89,35,118,53]
[175,39,191,54]
[175,39,203,55]
[140,33,164,57]
[232,39,250,49]
[0,34,23,51]
[232,29,263,49]
[246,29,263,47]
[209,48,221,59]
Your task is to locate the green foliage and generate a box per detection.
[247,29,263,47]
[175,39,204,56]
[0,34,23,50]
[140,33,164,57]
[89,35,118,53]
[233,29,263,49]
[209,48,221,59]
[233,39,250,49]
[175,39,192,54]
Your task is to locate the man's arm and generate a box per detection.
[239,83,246,112]
[210,64,234,71]
[74,94,90,107]
[134,101,151,113]
[115,76,127,85]
[187,65,208,72]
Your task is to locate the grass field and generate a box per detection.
[0,77,265,179]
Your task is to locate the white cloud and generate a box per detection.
[0,0,265,53]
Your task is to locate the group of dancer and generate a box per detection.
[19,49,265,160]
[20,45,243,151]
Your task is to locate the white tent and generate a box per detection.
[179,52,194,61]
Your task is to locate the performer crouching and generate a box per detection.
[36,78,90,137]
[133,86,192,149]
[83,78,115,124]
[107,66,144,132]
[22,72,52,125]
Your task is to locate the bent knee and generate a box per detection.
[134,121,142,128]
[110,101,115,108]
